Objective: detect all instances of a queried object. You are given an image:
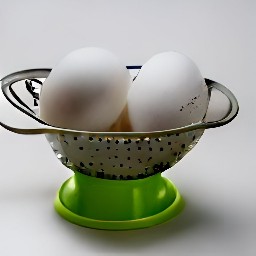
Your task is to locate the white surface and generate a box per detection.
[0,0,255,255]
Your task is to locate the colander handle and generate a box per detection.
[202,79,239,129]
[0,87,56,134]
[0,69,71,135]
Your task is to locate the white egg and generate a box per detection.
[127,51,209,132]
[40,47,131,131]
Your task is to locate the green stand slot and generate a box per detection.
[54,172,184,230]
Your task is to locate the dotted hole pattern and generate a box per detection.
[46,130,204,180]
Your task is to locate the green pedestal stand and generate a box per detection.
[54,172,184,230]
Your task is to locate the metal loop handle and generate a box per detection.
[201,78,239,129]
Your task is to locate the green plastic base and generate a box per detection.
[54,172,184,230]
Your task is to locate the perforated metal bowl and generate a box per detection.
[0,68,239,180]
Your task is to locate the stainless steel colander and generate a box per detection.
[0,68,238,180]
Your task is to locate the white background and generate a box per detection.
[0,0,255,255]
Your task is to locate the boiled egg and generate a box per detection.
[40,47,131,131]
[126,51,209,132]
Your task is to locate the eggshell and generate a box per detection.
[40,47,131,131]
[127,51,209,132]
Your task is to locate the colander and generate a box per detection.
[0,68,238,230]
